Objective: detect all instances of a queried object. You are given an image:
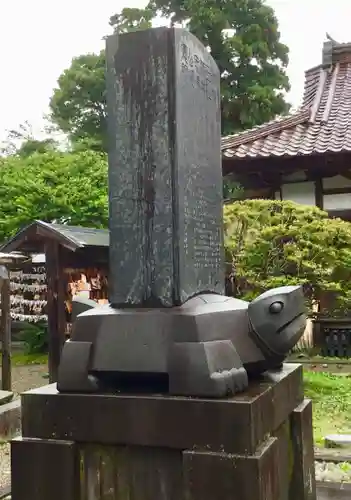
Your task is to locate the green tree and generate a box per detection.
[50,52,107,150]
[109,7,153,33]
[1,120,59,157]
[49,0,289,147]
[16,139,57,158]
[49,7,153,150]
[149,0,290,133]
[223,178,243,200]
[223,200,351,315]
[0,150,108,242]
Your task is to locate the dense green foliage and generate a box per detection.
[0,120,59,157]
[148,0,290,134]
[21,322,48,355]
[223,179,244,200]
[109,7,153,33]
[50,53,107,150]
[15,138,58,158]
[1,152,350,318]
[304,371,351,445]
[224,200,351,313]
[0,150,108,242]
[50,0,289,148]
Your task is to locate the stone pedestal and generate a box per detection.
[11,363,316,500]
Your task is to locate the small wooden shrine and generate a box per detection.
[221,36,351,221]
[1,220,109,382]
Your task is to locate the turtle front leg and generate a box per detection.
[168,340,248,397]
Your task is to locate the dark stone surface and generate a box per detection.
[261,359,304,431]
[106,27,223,307]
[11,437,78,500]
[58,294,255,396]
[11,438,284,500]
[248,285,307,357]
[12,365,316,500]
[289,399,316,500]
[58,28,307,398]
[183,437,279,500]
[0,399,21,440]
[80,445,183,500]
[58,286,306,397]
[71,295,98,323]
[24,364,302,455]
[56,340,98,393]
[273,421,291,500]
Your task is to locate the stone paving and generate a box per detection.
[315,461,351,483]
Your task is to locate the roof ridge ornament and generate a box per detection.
[323,33,340,66]
[323,40,334,66]
[326,33,339,45]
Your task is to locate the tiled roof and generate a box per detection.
[44,222,109,248]
[0,220,109,253]
[221,39,351,160]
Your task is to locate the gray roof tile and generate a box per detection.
[221,41,351,160]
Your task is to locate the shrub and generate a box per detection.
[223,200,351,315]
[20,322,48,354]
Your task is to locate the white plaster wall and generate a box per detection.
[282,170,307,182]
[322,175,351,190]
[281,181,316,206]
[323,193,351,210]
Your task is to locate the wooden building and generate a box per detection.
[1,220,109,382]
[221,37,351,220]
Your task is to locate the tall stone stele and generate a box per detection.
[106,27,224,307]
[57,28,307,398]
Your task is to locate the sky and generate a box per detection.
[0,0,350,143]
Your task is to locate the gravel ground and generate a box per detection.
[0,443,10,490]
[11,364,48,397]
[315,461,351,483]
[0,364,48,489]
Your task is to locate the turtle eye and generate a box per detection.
[269,301,284,314]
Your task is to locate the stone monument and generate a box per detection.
[56,28,307,397]
[107,27,224,307]
[11,27,316,500]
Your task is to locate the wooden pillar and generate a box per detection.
[0,265,11,391]
[315,177,323,210]
[45,241,66,383]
